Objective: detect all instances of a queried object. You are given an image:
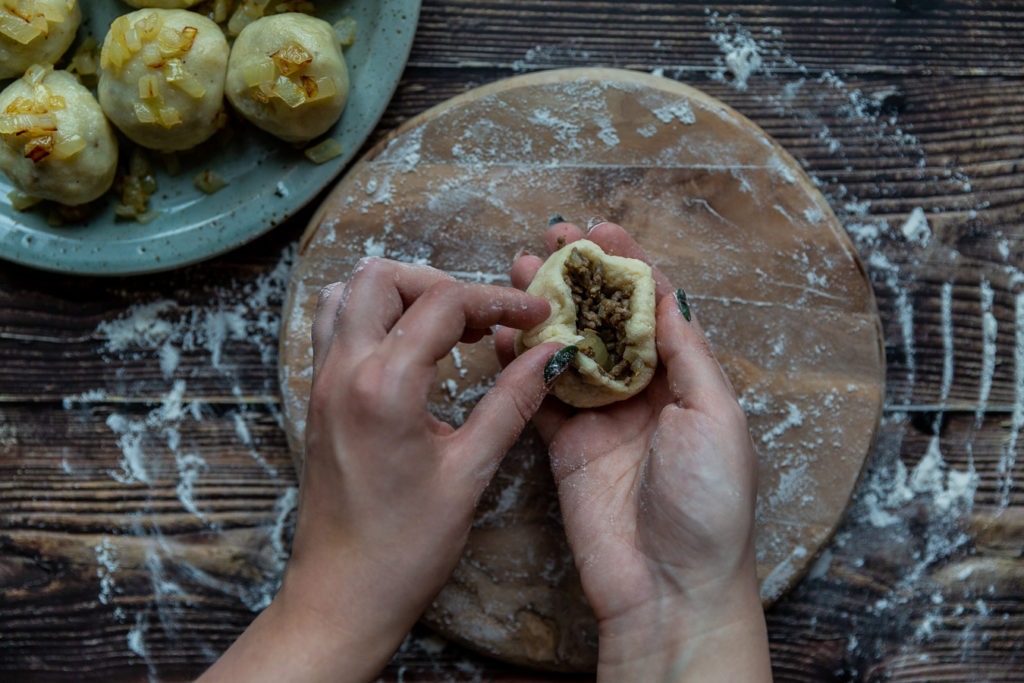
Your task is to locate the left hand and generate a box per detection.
[496,222,768,681]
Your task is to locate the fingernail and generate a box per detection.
[544,345,578,384]
[514,246,532,260]
[675,288,692,322]
[548,213,565,226]
[587,216,607,231]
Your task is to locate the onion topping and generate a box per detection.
[0,0,67,45]
[0,66,85,164]
[244,41,336,110]
[101,12,209,128]
[304,137,343,164]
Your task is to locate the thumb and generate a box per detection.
[657,292,737,414]
[452,342,562,479]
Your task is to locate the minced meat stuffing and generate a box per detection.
[563,247,635,382]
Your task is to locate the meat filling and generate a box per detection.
[564,247,636,382]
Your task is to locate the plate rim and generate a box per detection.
[0,0,422,277]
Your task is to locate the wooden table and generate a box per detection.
[1,1,1022,680]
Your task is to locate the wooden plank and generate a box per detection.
[408,1,1024,76]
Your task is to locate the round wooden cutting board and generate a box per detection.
[279,68,885,671]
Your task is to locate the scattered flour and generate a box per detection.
[652,99,697,124]
[95,537,120,607]
[67,246,299,670]
[708,16,764,90]
[977,280,997,424]
[999,292,1024,505]
[900,207,932,247]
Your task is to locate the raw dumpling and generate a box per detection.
[0,65,118,206]
[98,9,229,152]
[516,239,658,408]
[225,13,350,144]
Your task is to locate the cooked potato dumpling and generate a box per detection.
[226,13,350,144]
[0,65,118,205]
[122,0,202,7]
[98,8,229,152]
[0,0,81,80]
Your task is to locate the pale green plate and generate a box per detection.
[0,0,420,275]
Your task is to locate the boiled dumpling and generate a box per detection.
[98,8,229,152]
[122,0,202,7]
[0,0,82,80]
[0,65,118,205]
[516,239,658,408]
[225,13,350,144]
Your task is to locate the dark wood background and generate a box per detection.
[2,1,1022,681]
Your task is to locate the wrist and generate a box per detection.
[271,543,418,679]
[595,573,771,682]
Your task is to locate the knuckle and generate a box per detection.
[314,281,343,315]
[347,360,391,416]
[351,256,390,284]
[423,278,461,300]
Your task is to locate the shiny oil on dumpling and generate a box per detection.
[225,13,350,144]
[0,65,118,205]
[98,9,228,152]
[0,0,81,80]
[516,239,658,408]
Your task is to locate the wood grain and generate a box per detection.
[0,0,1022,680]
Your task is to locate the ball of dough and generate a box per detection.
[98,8,228,152]
[225,13,350,144]
[0,0,81,80]
[0,65,118,205]
[516,239,658,408]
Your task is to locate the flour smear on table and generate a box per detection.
[54,12,1022,680]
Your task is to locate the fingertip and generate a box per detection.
[511,253,545,290]
[657,290,695,341]
[544,222,585,252]
[586,224,675,299]
[311,280,347,366]
[586,220,622,239]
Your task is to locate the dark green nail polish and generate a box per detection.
[675,288,692,322]
[548,213,565,226]
[544,345,578,384]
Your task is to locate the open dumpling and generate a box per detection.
[516,239,658,408]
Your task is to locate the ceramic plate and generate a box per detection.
[0,0,420,276]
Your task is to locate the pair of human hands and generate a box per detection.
[200,221,769,682]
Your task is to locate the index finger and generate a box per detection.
[331,258,457,351]
[380,280,551,375]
